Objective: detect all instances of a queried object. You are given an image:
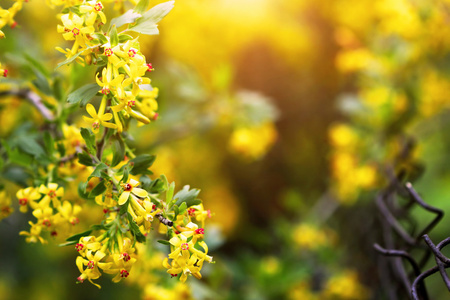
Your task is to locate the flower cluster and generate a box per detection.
[0,0,26,38]
[55,1,158,133]
[0,0,212,290]
[18,183,82,243]
[163,216,213,282]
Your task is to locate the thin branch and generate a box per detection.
[0,88,55,121]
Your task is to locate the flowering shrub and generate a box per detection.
[0,0,213,289]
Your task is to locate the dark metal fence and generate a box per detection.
[374,137,450,299]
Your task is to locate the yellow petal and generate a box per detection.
[119,191,130,205]
[86,103,97,118]
[132,188,147,198]
[101,113,113,121]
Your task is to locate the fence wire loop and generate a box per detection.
[373,137,450,299]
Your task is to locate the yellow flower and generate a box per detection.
[113,39,145,65]
[82,103,117,134]
[58,201,82,225]
[163,251,203,283]
[16,187,41,213]
[118,178,148,205]
[229,122,277,160]
[76,249,112,288]
[95,66,124,95]
[76,235,102,257]
[19,221,47,244]
[0,190,13,220]
[62,124,84,155]
[79,1,107,24]
[103,238,137,283]
[38,183,64,207]
[57,13,94,42]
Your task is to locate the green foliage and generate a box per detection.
[77,152,95,166]
[174,185,201,207]
[128,1,175,35]
[80,128,97,155]
[129,154,156,175]
[110,10,142,29]
[67,83,99,107]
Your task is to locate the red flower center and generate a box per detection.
[181,243,189,251]
[94,3,103,11]
[104,48,113,56]
[122,252,131,262]
[120,269,129,278]
[195,228,204,235]
[19,198,28,206]
[128,49,136,58]
[87,260,95,269]
[75,243,84,252]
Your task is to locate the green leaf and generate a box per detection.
[80,128,97,155]
[2,166,31,186]
[129,154,156,175]
[91,33,108,45]
[157,240,170,246]
[89,181,107,197]
[58,241,78,247]
[8,148,33,167]
[91,224,108,231]
[127,214,146,243]
[128,1,175,35]
[24,53,50,78]
[166,182,175,207]
[43,132,54,156]
[52,75,64,102]
[56,45,97,70]
[161,174,168,189]
[110,9,142,29]
[78,181,93,200]
[16,136,45,159]
[110,25,119,47]
[122,166,129,183]
[174,185,201,207]
[178,202,187,215]
[78,152,95,166]
[57,142,65,157]
[140,175,151,188]
[134,0,149,14]
[65,229,93,242]
[67,83,99,107]
[146,177,165,194]
[111,138,125,167]
[88,162,108,181]
[118,34,134,43]
[173,204,179,217]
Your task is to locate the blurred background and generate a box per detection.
[3,0,450,299]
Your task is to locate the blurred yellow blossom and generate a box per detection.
[229,122,277,160]
[0,190,13,220]
[292,223,330,250]
[322,270,370,300]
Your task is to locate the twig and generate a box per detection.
[0,88,55,121]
